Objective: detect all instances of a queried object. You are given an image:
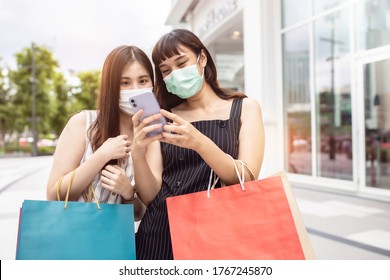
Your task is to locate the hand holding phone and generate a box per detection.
[129,90,166,137]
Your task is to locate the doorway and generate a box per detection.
[358,52,390,191]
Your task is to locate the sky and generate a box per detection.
[0,0,172,75]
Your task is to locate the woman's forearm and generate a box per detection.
[48,150,109,201]
[132,156,162,205]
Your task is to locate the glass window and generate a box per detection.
[283,25,312,175]
[314,10,353,180]
[216,53,244,91]
[315,0,349,14]
[282,0,310,27]
[356,0,390,51]
[364,59,390,190]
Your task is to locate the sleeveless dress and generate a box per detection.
[77,110,135,204]
[136,98,243,259]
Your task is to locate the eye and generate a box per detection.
[120,80,131,87]
[161,69,171,76]
[139,78,149,85]
[178,61,187,67]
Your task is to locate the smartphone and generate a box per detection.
[129,90,166,137]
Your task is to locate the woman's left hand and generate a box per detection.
[101,164,135,200]
[159,109,206,151]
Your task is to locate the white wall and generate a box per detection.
[243,0,283,178]
[192,0,243,43]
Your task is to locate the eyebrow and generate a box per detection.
[159,54,188,68]
[121,74,150,79]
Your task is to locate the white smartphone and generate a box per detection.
[129,90,166,137]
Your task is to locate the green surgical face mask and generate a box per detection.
[163,55,204,99]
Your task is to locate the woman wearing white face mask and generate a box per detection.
[46,45,163,221]
[135,29,265,259]
[119,87,153,115]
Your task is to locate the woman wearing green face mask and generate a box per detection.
[135,29,265,260]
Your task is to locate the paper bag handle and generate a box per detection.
[207,154,256,197]
[56,169,101,210]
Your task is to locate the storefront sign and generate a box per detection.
[198,0,238,37]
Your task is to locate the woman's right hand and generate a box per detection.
[131,109,163,159]
[159,109,206,152]
[97,135,131,161]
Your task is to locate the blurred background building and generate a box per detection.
[165,0,390,201]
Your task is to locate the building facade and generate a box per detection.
[165,0,390,200]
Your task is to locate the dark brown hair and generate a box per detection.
[152,29,246,110]
[90,45,154,152]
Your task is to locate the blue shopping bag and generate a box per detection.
[16,200,136,260]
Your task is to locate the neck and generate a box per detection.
[182,83,219,110]
[119,112,133,135]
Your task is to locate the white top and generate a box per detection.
[77,110,135,204]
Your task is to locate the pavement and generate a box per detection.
[0,155,389,260]
[0,156,52,260]
[292,187,390,259]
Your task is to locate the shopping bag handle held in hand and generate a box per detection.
[207,154,256,198]
[56,169,101,210]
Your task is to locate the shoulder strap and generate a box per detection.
[85,110,97,130]
[229,98,244,119]
[81,110,96,163]
[84,110,92,153]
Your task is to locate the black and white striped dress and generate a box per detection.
[136,98,243,260]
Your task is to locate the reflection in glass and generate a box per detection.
[282,0,310,28]
[283,26,312,175]
[356,0,390,51]
[364,59,390,190]
[315,0,348,14]
[315,10,353,180]
[216,53,244,91]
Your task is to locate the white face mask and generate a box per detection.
[119,87,153,115]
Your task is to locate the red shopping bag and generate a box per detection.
[166,171,314,260]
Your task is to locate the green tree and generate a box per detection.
[72,70,100,112]
[50,71,71,136]
[0,59,16,152]
[9,44,60,142]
